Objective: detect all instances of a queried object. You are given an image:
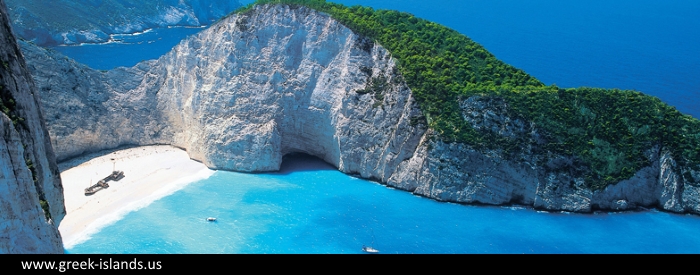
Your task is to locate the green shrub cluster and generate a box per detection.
[485,86,700,188]
[0,84,27,129]
[25,157,51,221]
[236,0,700,189]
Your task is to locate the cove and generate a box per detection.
[66,154,700,254]
[51,0,700,253]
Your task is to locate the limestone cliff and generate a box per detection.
[0,0,64,253]
[22,4,427,182]
[387,97,700,213]
[21,4,700,215]
[19,45,167,161]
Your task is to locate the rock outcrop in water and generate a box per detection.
[6,0,242,46]
[20,4,700,215]
[0,0,64,253]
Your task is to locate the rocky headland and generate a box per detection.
[6,0,242,46]
[20,3,700,215]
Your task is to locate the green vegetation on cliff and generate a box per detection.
[238,0,700,189]
[489,86,700,189]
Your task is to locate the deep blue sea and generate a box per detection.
[59,0,700,253]
[67,155,700,254]
[56,0,700,119]
[53,26,204,70]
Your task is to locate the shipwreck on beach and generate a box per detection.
[84,170,125,195]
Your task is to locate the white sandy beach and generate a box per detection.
[57,145,215,249]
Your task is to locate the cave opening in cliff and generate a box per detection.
[276,152,337,175]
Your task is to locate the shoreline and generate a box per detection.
[48,25,209,48]
[57,145,215,249]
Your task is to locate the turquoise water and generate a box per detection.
[59,0,700,253]
[66,155,700,254]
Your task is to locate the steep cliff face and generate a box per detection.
[23,4,427,182]
[0,0,64,253]
[19,44,167,161]
[388,96,700,214]
[6,0,241,46]
[21,4,700,214]
[154,5,426,178]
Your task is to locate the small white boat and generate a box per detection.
[207,217,217,222]
[363,228,379,253]
[362,245,379,254]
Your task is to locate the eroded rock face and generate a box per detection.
[0,0,64,253]
[389,97,700,214]
[19,45,168,161]
[24,5,427,182]
[155,5,427,177]
[22,4,700,215]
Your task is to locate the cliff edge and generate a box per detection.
[0,0,64,253]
